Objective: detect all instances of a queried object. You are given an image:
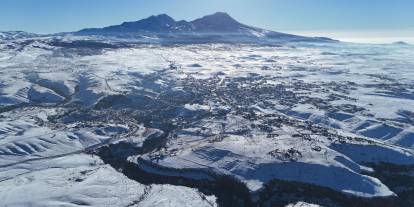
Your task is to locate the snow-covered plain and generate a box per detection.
[0,33,414,206]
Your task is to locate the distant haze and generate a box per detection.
[289,30,414,44]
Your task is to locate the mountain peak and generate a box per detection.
[75,12,335,43]
[192,12,242,32]
[149,14,175,22]
[211,12,232,18]
[77,12,243,34]
[141,13,176,25]
[195,12,239,24]
[114,13,177,32]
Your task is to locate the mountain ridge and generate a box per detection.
[75,12,336,43]
[0,12,337,43]
[77,12,258,34]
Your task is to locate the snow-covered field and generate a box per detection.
[0,33,413,206]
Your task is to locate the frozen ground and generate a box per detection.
[0,107,217,207]
[0,153,217,207]
[0,33,413,206]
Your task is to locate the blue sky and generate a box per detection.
[1,0,413,42]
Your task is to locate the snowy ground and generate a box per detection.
[0,107,217,207]
[0,153,217,207]
[0,33,413,206]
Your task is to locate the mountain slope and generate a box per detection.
[77,12,256,34]
[76,12,335,42]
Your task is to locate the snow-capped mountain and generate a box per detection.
[76,12,335,42]
[77,12,265,34]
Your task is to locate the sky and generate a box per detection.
[1,0,413,43]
